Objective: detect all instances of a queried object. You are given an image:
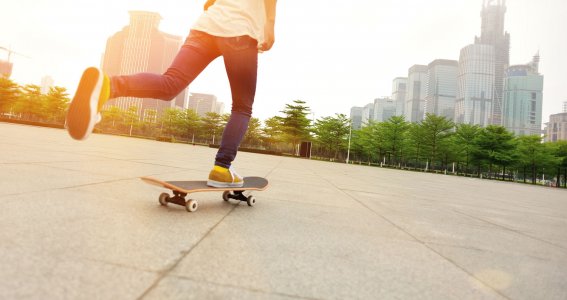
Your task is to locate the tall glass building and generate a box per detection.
[350,107,363,130]
[373,97,396,122]
[361,103,375,126]
[391,77,407,118]
[425,59,458,120]
[102,11,187,121]
[404,65,428,123]
[502,55,544,136]
[476,0,510,125]
[455,44,495,126]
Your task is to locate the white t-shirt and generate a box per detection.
[192,0,266,42]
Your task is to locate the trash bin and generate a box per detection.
[299,141,312,158]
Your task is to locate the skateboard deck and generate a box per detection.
[141,176,269,212]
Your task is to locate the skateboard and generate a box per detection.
[141,176,269,212]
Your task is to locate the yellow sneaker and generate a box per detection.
[66,67,110,140]
[207,166,244,188]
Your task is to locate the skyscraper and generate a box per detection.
[350,106,363,130]
[455,0,510,127]
[404,65,428,123]
[455,44,495,127]
[502,54,544,136]
[188,93,220,117]
[373,97,396,122]
[361,103,374,126]
[391,77,407,117]
[40,76,54,94]
[476,0,510,125]
[102,11,187,121]
[425,59,458,120]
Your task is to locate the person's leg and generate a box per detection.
[214,35,259,168]
[66,30,220,140]
[206,35,258,188]
[111,30,220,100]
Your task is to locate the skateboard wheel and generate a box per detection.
[222,191,231,201]
[186,199,198,212]
[159,193,170,206]
[246,195,256,207]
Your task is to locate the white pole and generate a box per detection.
[346,120,352,164]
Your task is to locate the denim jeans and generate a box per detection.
[110,30,258,168]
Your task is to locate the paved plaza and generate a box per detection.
[0,122,566,299]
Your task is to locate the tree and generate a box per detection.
[312,113,350,160]
[381,115,410,166]
[262,116,285,150]
[280,100,312,155]
[473,126,515,179]
[181,109,201,143]
[515,135,558,184]
[454,124,481,174]
[124,106,141,136]
[0,77,20,115]
[243,117,262,147]
[406,123,427,169]
[200,112,223,144]
[101,105,124,129]
[42,86,70,123]
[420,114,454,171]
[554,141,567,188]
[160,108,183,137]
[352,123,380,165]
[13,84,43,121]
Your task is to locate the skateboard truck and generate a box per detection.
[159,191,200,212]
[158,190,256,213]
[222,190,257,206]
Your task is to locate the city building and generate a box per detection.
[373,97,396,122]
[545,113,567,142]
[40,76,54,94]
[475,0,510,125]
[361,103,374,126]
[501,54,544,136]
[350,106,363,130]
[404,65,428,123]
[455,44,495,126]
[0,60,12,78]
[455,0,510,127]
[101,11,188,121]
[215,102,225,115]
[391,77,407,117]
[424,59,458,120]
[563,101,567,113]
[188,93,222,117]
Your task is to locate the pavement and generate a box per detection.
[0,122,566,300]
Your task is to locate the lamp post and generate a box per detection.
[346,120,352,164]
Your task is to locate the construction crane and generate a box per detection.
[0,46,30,62]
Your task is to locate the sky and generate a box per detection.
[1,0,566,125]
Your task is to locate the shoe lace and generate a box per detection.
[228,167,241,183]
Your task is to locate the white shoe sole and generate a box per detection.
[207,180,244,188]
[66,67,103,140]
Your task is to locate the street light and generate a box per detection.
[346,119,352,164]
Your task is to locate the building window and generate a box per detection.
[531,92,537,100]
